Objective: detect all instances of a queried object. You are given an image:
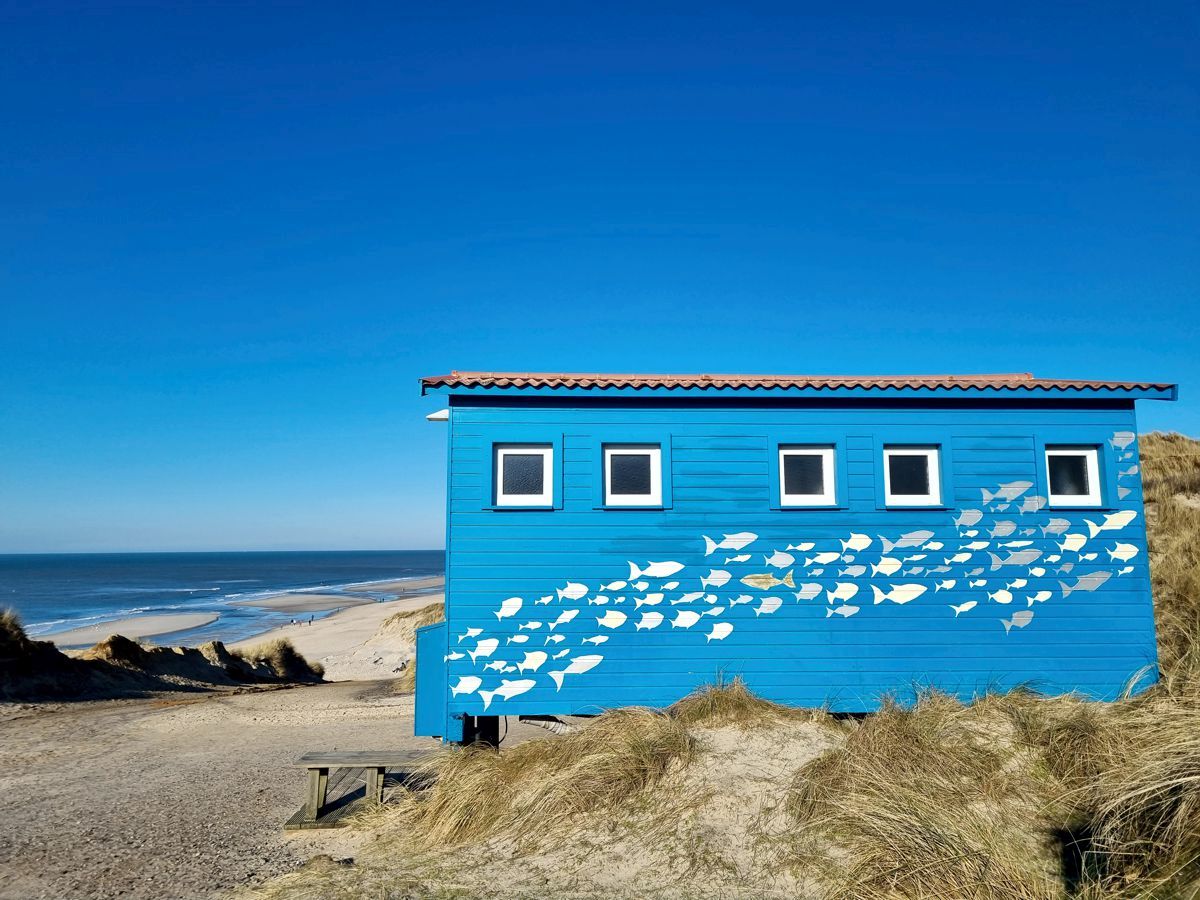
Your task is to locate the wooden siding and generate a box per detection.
[424,402,1154,735]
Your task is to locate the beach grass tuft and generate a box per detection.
[382,602,444,692]
[233,638,324,681]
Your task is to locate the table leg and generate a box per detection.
[305,767,329,820]
[365,766,385,804]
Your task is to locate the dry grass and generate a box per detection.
[382,602,444,693]
[233,638,324,681]
[670,675,833,729]
[369,706,696,851]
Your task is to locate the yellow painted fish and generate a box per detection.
[739,571,796,590]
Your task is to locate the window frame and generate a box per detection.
[1032,432,1120,511]
[768,433,849,510]
[603,444,663,507]
[777,445,837,507]
[592,433,673,510]
[881,444,944,508]
[1044,445,1103,508]
[482,432,564,510]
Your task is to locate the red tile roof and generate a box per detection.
[421,371,1174,394]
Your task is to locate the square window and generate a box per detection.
[883,446,941,506]
[1046,446,1102,507]
[495,445,553,506]
[604,445,662,506]
[779,446,836,506]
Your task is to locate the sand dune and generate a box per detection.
[45,613,219,648]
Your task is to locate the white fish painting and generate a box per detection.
[596,610,627,629]
[838,565,867,578]
[922,541,945,551]
[988,550,1042,571]
[544,634,565,645]
[587,596,610,606]
[703,532,758,556]
[1040,519,1071,537]
[827,583,859,603]
[1060,571,1113,597]
[826,604,860,618]
[724,554,751,564]
[1001,540,1033,549]
[1085,510,1137,538]
[632,581,649,591]
[482,661,506,672]
[480,678,537,708]
[730,594,756,606]
[1118,465,1139,478]
[451,676,482,697]
[804,552,841,566]
[1057,534,1088,553]
[700,569,732,589]
[840,533,873,553]
[880,530,935,553]
[1118,566,1134,576]
[1110,430,1136,450]
[600,581,627,592]
[950,601,977,616]
[969,579,987,588]
[518,621,543,631]
[662,581,679,591]
[547,655,604,690]
[536,595,554,605]
[1117,486,1132,500]
[582,635,609,645]
[468,639,499,663]
[628,560,685,581]
[987,521,1017,539]
[634,593,664,608]
[672,610,701,628]
[1028,567,1046,578]
[557,582,588,601]
[506,635,529,644]
[636,611,664,630]
[706,622,734,642]
[703,605,725,616]
[763,550,795,568]
[674,592,705,605]
[1005,578,1028,590]
[963,541,990,551]
[786,542,815,552]
[934,579,957,592]
[458,627,482,643]
[987,589,1014,605]
[1002,611,1034,633]
[946,553,972,564]
[982,481,1032,504]
[871,557,902,577]
[755,596,783,616]
[1017,496,1047,515]
[953,509,983,528]
[517,651,548,673]
[552,648,570,659]
[871,584,927,605]
[1080,553,1098,562]
[1026,591,1052,606]
[549,609,579,630]
[444,652,465,662]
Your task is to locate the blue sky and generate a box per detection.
[1,2,1196,553]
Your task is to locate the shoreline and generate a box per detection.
[46,612,221,648]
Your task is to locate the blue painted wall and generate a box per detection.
[416,398,1156,738]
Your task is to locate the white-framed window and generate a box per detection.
[778,445,836,506]
[1045,446,1102,507]
[494,444,553,507]
[603,444,662,506]
[883,445,941,506]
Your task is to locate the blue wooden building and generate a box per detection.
[414,371,1176,743]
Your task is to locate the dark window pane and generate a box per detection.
[501,454,545,495]
[888,454,930,496]
[1049,455,1090,496]
[610,453,652,495]
[783,454,825,496]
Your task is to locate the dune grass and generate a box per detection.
[233,638,324,681]
[383,602,444,692]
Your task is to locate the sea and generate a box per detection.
[0,550,444,646]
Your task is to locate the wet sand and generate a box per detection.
[227,592,374,613]
[343,575,444,594]
[44,613,220,648]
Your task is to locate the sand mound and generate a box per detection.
[0,610,323,701]
[315,600,444,683]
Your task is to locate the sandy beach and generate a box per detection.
[45,612,220,648]
[228,592,374,613]
[231,589,444,681]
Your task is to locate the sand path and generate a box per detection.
[0,681,550,900]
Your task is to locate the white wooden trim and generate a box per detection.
[883,446,941,506]
[495,445,553,506]
[604,445,662,506]
[779,446,836,506]
[1045,446,1102,507]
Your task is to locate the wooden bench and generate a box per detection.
[286,751,430,830]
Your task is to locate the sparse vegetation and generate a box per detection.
[382,602,444,692]
[233,638,325,681]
